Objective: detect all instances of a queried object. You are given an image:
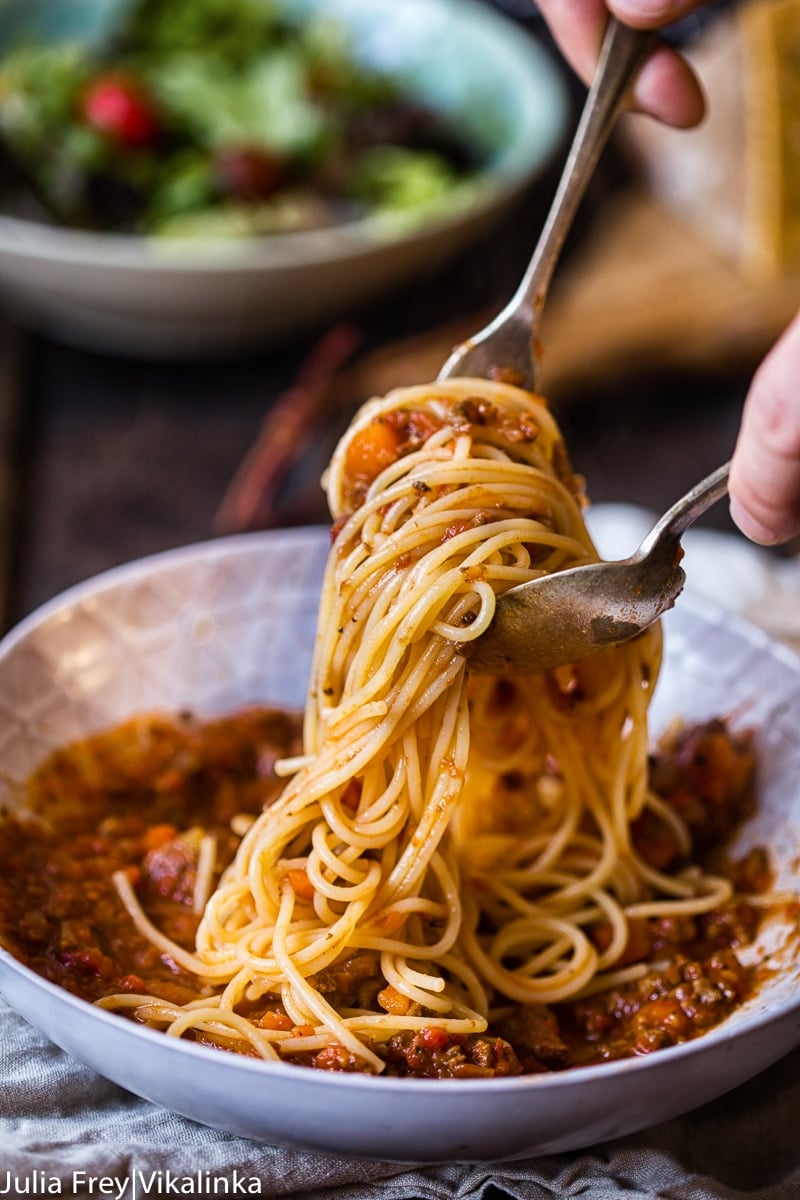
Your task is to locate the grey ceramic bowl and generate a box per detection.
[0,527,799,1161]
[0,0,568,356]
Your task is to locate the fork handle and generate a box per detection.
[514,20,655,387]
[438,19,654,390]
[638,461,731,560]
[510,21,652,384]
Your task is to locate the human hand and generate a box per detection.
[536,0,706,127]
[537,0,800,546]
[729,313,800,546]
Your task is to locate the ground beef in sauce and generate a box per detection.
[0,710,770,1077]
[0,709,301,1005]
[339,402,583,518]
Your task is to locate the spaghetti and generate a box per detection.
[100,378,736,1070]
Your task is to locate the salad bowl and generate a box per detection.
[0,0,568,355]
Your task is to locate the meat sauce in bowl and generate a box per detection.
[0,708,770,1078]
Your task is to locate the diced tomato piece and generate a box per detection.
[377,985,412,1015]
[420,1025,450,1052]
[258,1010,294,1031]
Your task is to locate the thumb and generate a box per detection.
[729,312,800,545]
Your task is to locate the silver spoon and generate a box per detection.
[439,18,654,391]
[464,462,730,675]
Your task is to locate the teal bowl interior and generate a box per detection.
[0,0,121,49]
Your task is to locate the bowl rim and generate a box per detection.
[0,868,796,1099]
[0,0,569,273]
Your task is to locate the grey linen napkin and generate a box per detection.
[2,997,800,1200]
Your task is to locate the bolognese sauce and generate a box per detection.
[0,708,771,1077]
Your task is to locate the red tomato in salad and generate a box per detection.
[82,76,159,147]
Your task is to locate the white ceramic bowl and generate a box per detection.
[0,527,799,1162]
[0,0,568,356]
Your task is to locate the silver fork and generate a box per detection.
[435,18,725,673]
[464,461,731,674]
[439,19,653,391]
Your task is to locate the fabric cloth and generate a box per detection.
[4,997,800,1198]
[3,510,800,1199]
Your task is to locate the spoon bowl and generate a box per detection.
[464,462,730,674]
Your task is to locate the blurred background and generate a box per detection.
[0,0,798,632]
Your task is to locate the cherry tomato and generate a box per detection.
[82,76,159,147]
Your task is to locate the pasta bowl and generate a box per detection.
[0,527,799,1161]
[0,0,567,356]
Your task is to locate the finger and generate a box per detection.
[729,313,800,546]
[536,0,611,82]
[630,43,706,128]
[536,0,706,129]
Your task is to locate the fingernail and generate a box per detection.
[729,498,780,546]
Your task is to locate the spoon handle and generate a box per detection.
[637,461,731,558]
